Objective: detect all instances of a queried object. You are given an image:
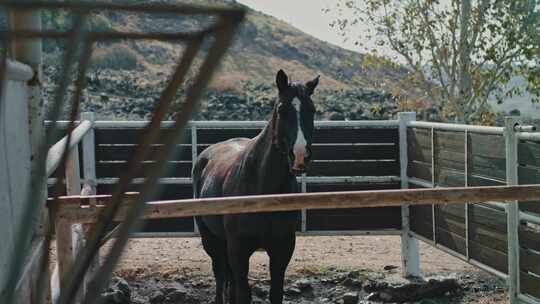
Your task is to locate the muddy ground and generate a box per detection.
[97,235,506,304]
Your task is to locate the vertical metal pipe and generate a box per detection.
[464,130,470,259]
[81,112,98,298]
[505,117,520,304]
[301,173,307,233]
[431,127,436,244]
[191,125,199,234]
[398,112,420,277]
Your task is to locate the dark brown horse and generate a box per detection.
[192,69,319,304]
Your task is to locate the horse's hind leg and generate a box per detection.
[196,218,229,304]
[267,236,296,304]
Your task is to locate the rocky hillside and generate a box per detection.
[40,0,432,121]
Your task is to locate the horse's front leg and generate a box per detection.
[267,235,295,304]
[227,237,256,304]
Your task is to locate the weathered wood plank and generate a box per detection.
[96,144,193,162]
[468,133,505,159]
[469,155,506,181]
[314,128,399,144]
[435,131,464,151]
[469,241,508,274]
[518,166,540,214]
[310,144,398,160]
[520,248,540,275]
[469,223,508,253]
[407,128,431,148]
[96,161,192,178]
[435,168,465,187]
[95,128,191,145]
[518,140,540,167]
[306,182,399,193]
[308,160,399,177]
[435,210,466,237]
[56,184,540,225]
[469,203,507,232]
[408,161,432,181]
[307,207,401,230]
[520,271,540,299]
[468,175,506,187]
[435,204,465,220]
[411,218,434,240]
[519,224,540,251]
[197,128,262,144]
[436,226,467,255]
[97,183,193,200]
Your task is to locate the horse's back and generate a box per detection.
[192,138,252,236]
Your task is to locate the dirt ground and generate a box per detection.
[100,235,507,304]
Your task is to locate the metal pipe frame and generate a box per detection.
[4,59,34,81]
[46,120,93,177]
[46,119,400,129]
[408,121,503,135]
[410,231,509,280]
[129,229,403,239]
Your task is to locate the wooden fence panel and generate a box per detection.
[306,182,401,231]
[468,204,508,274]
[468,133,506,182]
[89,126,401,234]
[95,128,191,145]
[518,164,540,215]
[521,271,540,299]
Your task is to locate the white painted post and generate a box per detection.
[301,173,307,232]
[81,112,98,296]
[64,127,83,303]
[504,117,520,304]
[398,112,420,277]
[191,125,199,234]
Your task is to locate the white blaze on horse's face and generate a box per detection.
[292,98,307,171]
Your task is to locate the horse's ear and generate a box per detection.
[276,69,289,92]
[306,75,320,95]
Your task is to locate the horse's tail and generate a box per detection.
[192,156,207,199]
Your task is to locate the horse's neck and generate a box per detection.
[245,114,290,191]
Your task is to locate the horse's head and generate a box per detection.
[273,69,320,175]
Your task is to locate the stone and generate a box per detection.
[293,279,313,291]
[366,292,380,301]
[284,287,302,297]
[383,265,398,271]
[252,284,268,297]
[342,292,359,304]
[150,290,165,304]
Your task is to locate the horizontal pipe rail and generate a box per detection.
[52,184,540,224]
[408,121,503,135]
[46,120,93,177]
[45,120,400,129]
[5,59,34,82]
[126,229,403,239]
[520,210,540,226]
[48,176,400,186]
[517,132,540,141]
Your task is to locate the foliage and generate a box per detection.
[326,0,540,123]
[91,44,138,71]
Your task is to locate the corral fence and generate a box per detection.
[47,112,540,304]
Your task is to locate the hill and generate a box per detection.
[39,0,429,120]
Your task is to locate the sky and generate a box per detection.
[236,0,360,52]
[236,0,538,116]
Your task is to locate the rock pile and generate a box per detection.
[43,67,403,121]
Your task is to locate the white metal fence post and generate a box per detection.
[191,125,199,234]
[81,112,97,297]
[61,129,84,303]
[398,112,420,277]
[504,116,520,304]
